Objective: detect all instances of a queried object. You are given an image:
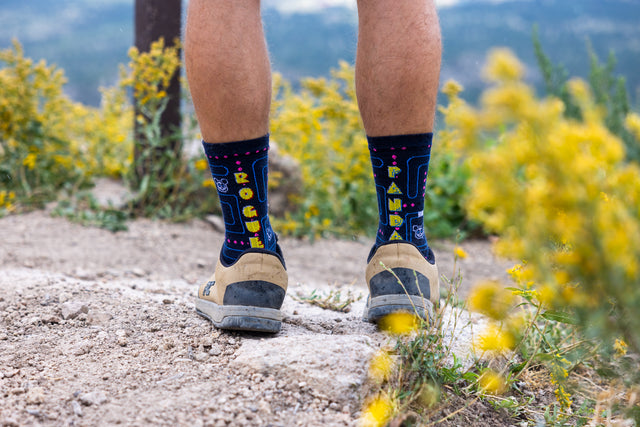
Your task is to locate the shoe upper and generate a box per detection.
[365,241,439,306]
[198,249,288,309]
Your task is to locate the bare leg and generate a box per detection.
[185,0,270,143]
[356,0,442,136]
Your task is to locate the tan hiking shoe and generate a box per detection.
[364,241,439,323]
[196,248,288,333]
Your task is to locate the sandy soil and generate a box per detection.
[0,210,514,426]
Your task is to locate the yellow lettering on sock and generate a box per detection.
[389,230,403,240]
[388,166,402,178]
[234,172,249,184]
[388,198,402,212]
[239,188,254,200]
[390,214,403,227]
[243,205,258,218]
[249,237,264,248]
[245,220,261,233]
[388,182,402,195]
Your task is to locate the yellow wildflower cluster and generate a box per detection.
[467,280,514,321]
[475,323,515,355]
[120,38,181,124]
[0,190,16,213]
[270,63,375,238]
[443,48,640,355]
[549,354,573,410]
[0,41,133,208]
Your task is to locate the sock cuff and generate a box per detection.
[202,134,269,158]
[367,132,433,151]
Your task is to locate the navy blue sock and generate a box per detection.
[368,133,435,263]
[202,135,277,265]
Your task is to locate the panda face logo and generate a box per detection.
[213,178,228,193]
[413,224,425,240]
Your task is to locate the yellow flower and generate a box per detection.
[195,158,208,171]
[467,281,514,320]
[360,394,393,427]
[368,350,394,382]
[614,338,628,357]
[536,283,557,307]
[475,323,515,353]
[483,48,525,82]
[478,370,507,395]
[454,246,467,259]
[22,153,37,170]
[442,79,463,98]
[625,112,640,140]
[378,312,419,336]
[567,78,591,105]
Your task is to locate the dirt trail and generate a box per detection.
[0,211,511,426]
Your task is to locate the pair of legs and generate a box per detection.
[186,0,442,332]
[185,0,441,141]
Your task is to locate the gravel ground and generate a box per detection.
[0,210,514,426]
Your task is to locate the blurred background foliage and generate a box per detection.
[1,0,639,107]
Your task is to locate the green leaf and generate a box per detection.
[541,310,578,325]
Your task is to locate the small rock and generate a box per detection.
[73,340,92,356]
[201,335,214,347]
[72,401,83,417]
[96,331,109,340]
[258,400,271,415]
[194,352,209,362]
[72,269,96,281]
[26,387,45,405]
[42,315,61,324]
[162,299,173,305]
[40,294,54,306]
[87,311,113,326]
[131,268,146,277]
[58,292,72,303]
[196,259,207,269]
[10,388,24,395]
[0,333,8,340]
[117,337,128,347]
[79,391,107,406]
[61,302,89,320]
[3,369,19,378]
[90,177,133,209]
[205,215,225,232]
[2,417,19,427]
[208,344,223,356]
[25,316,41,325]
[25,409,42,417]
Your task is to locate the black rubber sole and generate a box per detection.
[363,294,433,324]
[195,299,282,333]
